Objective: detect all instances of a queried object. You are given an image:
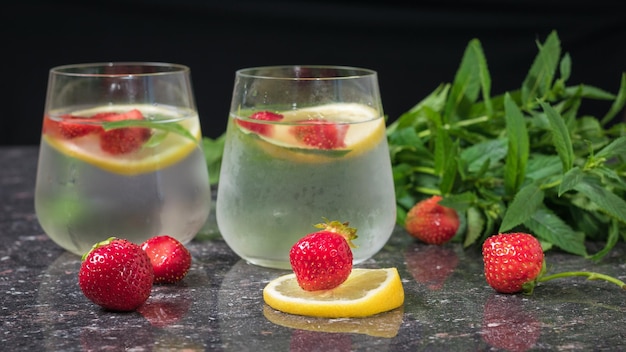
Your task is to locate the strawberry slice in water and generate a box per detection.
[43,114,104,139]
[99,109,152,155]
[291,119,349,149]
[237,111,283,136]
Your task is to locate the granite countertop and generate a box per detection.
[2,145,625,351]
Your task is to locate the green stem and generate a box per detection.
[417,115,491,138]
[538,271,626,290]
[414,187,440,196]
[413,166,436,175]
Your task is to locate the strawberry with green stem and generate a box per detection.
[482,232,626,295]
[289,219,357,291]
[78,237,154,311]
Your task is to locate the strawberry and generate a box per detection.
[237,111,284,136]
[289,220,357,291]
[482,233,545,294]
[99,109,152,154]
[291,119,348,149]
[43,115,103,139]
[141,235,192,284]
[78,237,154,311]
[404,195,460,245]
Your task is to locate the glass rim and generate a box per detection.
[49,62,190,77]
[235,65,377,80]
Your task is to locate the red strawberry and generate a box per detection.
[78,237,154,311]
[43,115,103,139]
[141,235,192,284]
[404,195,460,245]
[237,111,284,136]
[481,294,541,352]
[482,233,545,294]
[289,220,357,291]
[291,119,348,149]
[99,109,152,154]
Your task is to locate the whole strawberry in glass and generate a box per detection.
[289,219,357,291]
[78,237,154,311]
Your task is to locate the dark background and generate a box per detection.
[2,0,625,145]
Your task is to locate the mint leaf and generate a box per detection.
[521,30,561,107]
[444,39,488,122]
[588,219,620,261]
[504,93,529,195]
[601,73,626,125]
[499,182,545,233]
[559,166,584,195]
[540,101,574,172]
[103,120,197,142]
[434,125,458,194]
[594,135,626,160]
[524,206,587,256]
[203,135,225,185]
[574,176,626,225]
[464,206,484,247]
[460,139,507,173]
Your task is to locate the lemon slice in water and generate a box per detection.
[263,268,404,318]
[44,118,201,176]
[246,103,386,162]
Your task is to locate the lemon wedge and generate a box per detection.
[44,118,201,176]
[262,268,404,318]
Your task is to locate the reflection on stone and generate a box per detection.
[481,294,541,352]
[137,284,193,328]
[404,243,459,290]
[290,329,353,352]
[263,304,404,338]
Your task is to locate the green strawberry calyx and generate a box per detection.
[81,236,118,261]
[521,260,547,295]
[313,218,358,248]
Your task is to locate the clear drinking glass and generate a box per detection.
[216,65,396,269]
[35,62,211,256]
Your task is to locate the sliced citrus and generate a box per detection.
[240,103,386,162]
[44,117,201,176]
[263,304,403,338]
[262,268,404,318]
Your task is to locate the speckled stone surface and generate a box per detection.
[1,146,625,351]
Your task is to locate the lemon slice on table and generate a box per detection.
[263,268,404,318]
[44,118,201,176]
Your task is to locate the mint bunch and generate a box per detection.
[389,30,626,259]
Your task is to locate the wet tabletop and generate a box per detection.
[2,146,625,351]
